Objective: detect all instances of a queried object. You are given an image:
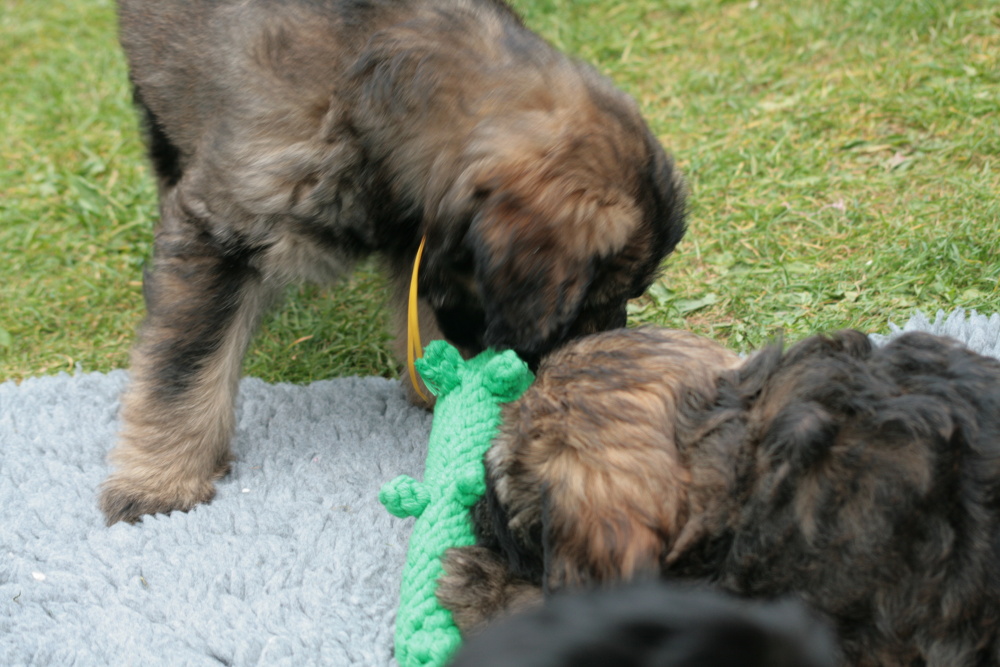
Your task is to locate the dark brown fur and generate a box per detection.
[439,327,1000,667]
[101,0,686,524]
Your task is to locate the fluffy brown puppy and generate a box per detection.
[101,0,686,524]
[440,327,1000,667]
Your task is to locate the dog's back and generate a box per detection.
[117,0,550,177]
[718,330,1000,665]
[118,0,448,184]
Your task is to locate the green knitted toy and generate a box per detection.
[379,341,534,667]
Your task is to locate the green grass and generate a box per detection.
[2,0,998,384]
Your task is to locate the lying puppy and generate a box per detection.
[449,581,837,667]
[439,327,1000,667]
[101,0,686,524]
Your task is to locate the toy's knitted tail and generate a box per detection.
[379,341,533,667]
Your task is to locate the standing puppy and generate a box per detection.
[102,0,686,524]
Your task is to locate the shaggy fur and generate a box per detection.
[448,582,837,667]
[439,327,1000,667]
[100,0,686,524]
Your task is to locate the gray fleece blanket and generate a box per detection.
[2,309,999,666]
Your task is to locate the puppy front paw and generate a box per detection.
[99,469,223,525]
[438,546,542,636]
[99,441,233,525]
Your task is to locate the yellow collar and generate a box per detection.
[406,236,429,402]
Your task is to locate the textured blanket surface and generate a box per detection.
[2,309,998,666]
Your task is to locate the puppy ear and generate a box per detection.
[540,474,670,591]
[469,182,638,355]
[469,195,590,354]
[535,433,689,591]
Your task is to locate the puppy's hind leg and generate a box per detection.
[100,194,275,525]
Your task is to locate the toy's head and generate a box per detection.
[417,341,535,404]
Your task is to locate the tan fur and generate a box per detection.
[488,328,740,588]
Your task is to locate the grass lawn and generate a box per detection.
[1,0,998,384]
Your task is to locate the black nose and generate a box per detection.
[518,351,542,372]
[433,304,486,353]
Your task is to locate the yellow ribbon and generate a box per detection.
[407,236,429,402]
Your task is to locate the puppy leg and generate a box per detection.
[388,266,478,409]
[100,197,274,525]
[438,546,543,636]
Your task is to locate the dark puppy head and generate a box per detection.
[417,56,685,361]
[480,327,740,590]
[448,582,837,667]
